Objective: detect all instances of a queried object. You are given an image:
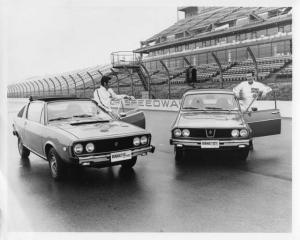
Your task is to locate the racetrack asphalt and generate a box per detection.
[4,104,292,232]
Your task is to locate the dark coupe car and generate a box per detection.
[13,97,155,180]
[170,89,281,162]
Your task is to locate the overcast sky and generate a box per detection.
[3,0,295,84]
[4,0,178,83]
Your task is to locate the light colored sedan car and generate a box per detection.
[13,97,155,180]
[170,89,281,162]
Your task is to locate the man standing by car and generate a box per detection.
[233,72,272,112]
[93,75,135,116]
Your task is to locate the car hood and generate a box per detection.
[176,111,245,129]
[50,120,146,139]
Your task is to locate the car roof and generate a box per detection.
[183,88,234,96]
[29,96,91,102]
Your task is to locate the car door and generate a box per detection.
[114,99,146,129]
[243,108,281,137]
[24,101,45,155]
[119,109,146,129]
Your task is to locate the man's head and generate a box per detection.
[100,76,111,89]
[246,72,255,84]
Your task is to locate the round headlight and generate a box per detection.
[240,129,248,137]
[174,129,182,137]
[133,137,140,146]
[140,136,148,145]
[182,129,190,137]
[231,129,239,137]
[74,143,83,154]
[86,143,95,153]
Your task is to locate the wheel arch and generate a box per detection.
[44,142,56,157]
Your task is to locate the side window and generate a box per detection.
[17,105,26,118]
[40,107,45,125]
[27,102,44,123]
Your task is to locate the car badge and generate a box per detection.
[206,129,215,138]
[114,141,119,147]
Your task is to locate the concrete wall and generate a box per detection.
[8,98,292,118]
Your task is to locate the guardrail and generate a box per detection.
[7,64,113,98]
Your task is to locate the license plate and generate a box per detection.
[201,140,219,148]
[111,150,132,162]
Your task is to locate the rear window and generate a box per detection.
[17,105,26,118]
[27,102,44,123]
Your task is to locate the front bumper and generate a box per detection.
[170,138,250,149]
[77,145,155,166]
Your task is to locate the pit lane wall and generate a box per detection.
[110,99,292,118]
[8,98,292,118]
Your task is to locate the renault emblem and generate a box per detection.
[206,129,215,138]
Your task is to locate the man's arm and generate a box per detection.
[94,88,111,111]
[108,88,134,100]
[256,82,272,97]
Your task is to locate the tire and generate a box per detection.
[234,149,249,163]
[174,146,184,162]
[47,148,66,180]
[249,140,254,150]
[121,156,137,169]
[18,137,30,158]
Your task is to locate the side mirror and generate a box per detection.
[119,112,126,118]
[251,107,258,112]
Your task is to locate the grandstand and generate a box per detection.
[7,6,292,101]
[134,6,292,100]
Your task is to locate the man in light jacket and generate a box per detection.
[233,72,272,112]
[94,76,134,115]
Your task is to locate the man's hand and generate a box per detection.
[253,91,263,99]
[124,95,135,100]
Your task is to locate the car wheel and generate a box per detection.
[174,146,184,162]
[47,148,66,180]
[249,140,254,150]
[234,149,249,163]
[18,137,30,158]
[121,156,137,169]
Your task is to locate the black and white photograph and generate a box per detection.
[0,0,299,239]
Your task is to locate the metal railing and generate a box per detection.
[7,64,113,98]
[8,49,284,100]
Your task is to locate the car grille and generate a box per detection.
[73,135,150,156]
[94,137,138,153]
[189,129,233,138]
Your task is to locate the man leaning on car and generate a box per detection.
[233,72,272,112]
[93,75,135,117]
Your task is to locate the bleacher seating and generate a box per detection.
[214,55,291,82]
[139,7,291,52]
[277,63,292,77]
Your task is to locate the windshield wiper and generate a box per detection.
[205,107,224,110]
[72,114,93,118]
[183,107,201,110]
[48,117,71,122]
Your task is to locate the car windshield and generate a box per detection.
[182,93,239,111]
[47,100,112,122]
